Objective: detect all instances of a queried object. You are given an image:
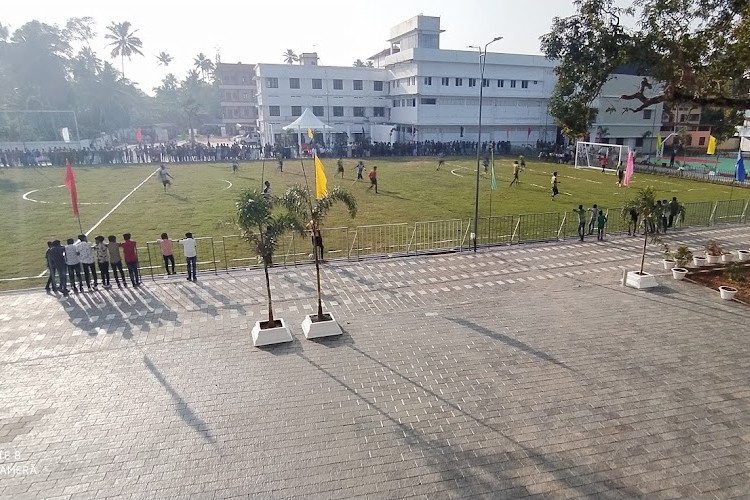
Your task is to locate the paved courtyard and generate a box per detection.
[2,225,750,499]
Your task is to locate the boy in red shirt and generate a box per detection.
[120,233,141,287]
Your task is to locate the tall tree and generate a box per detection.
[193,52,214,81]
[366,60,374,68]
[104,21,143,77]
[353,59,366,67]
[282,49,298,64]
[64,17,96,49]
[541,0,750,140]
[156,51,172,68]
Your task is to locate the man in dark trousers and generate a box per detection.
[367,166,378,193]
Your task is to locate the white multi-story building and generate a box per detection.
[215,63,258,137]
[255,54,389,146]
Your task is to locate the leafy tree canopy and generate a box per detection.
[541,0,750,139]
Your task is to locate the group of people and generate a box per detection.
[44,232,199,297]
[626,197,681,236]
[573,205,609,241]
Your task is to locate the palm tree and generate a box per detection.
[156,51,172,68]
[104,21,143,77]
[353,59,366,67]
[281,185,357,320]
[366,60,374,68]
[236,189,305,328]
[78,46,102,74]
[193,53,214,81]
[282,49,298,64]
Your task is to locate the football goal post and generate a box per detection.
[574,141,627,170]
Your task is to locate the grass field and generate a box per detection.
[0,156,746,283]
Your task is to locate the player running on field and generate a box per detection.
[158,164,174,191]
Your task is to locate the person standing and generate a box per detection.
[262,180,271,198]
[94,236,110,288]
[337,158,345,178]
[588,204,599,235]
[661,199,670,233]
[77,235,98,290]
[573,205,586,241]
[45,241,55,292]
[158,164,173,192]
[668,197,679,228]
[120,233,140,287]
[367,166,378,193]
[551,171,560,199]
[628,208,639,236]
[107,235,126,287]
[159,233,176,275]
[355,160,365,180]
[436,153,445,171]
[616,164,625,187]
[48,240,68,296]
[64,238,84,292]
[509,161,521,187]
[232,159,239,174]
[596,211,608,241]
[309,224,325,262]
[180,233,197,282]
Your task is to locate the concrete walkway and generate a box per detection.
[1,225,750,499]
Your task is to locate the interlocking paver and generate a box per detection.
[1,225,750,498]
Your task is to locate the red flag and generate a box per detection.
[136,128,143,143]
[527,127,532,138]
[64,161,79,217]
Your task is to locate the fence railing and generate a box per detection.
[3,198,749,286]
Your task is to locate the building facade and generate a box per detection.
[215,63,258,137]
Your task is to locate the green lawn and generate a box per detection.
[0,156,745,285]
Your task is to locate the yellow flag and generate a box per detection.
[307,128,314,139]
[314,155,328,199]
[706,135,717,155]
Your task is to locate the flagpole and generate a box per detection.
[76,215,84,236]
[488,147,494,243]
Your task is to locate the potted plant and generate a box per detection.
[722,252,735,263]
[738,249,750,261]
[672,267,689,280]
[719,261,745,300]
[661,244,676,270]
[235,188,305,346]
[672,245,693,267]
[621,187,660,289]
[281,185,357,338]
[705,240,723,264]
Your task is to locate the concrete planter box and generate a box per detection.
[252,318,293,347]
[721,253,734,263]
[626,271,658,289]
[302,313,343,339]
[693,256,707,267]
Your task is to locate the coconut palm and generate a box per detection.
[282,49,298,64]
[353,59,366,67]
[235,189,305,328]
[104,21,143,77]
[366,60,374,68]
[156,51,172,68]
[193,53,214,81]
[78,46,102,74]
[281,185,357,320]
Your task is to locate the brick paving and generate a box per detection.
[1,225,750,498]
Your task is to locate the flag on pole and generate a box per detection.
[314,155,328,199]
[307,128,314,139]
[624,148,635,187]
[64,160,79,217]
[736,150,746,183]
[656,133,663,157]
[706,135,717,155]
[136,128,143,144]
[527,127,532,139]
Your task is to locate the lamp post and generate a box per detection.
[469,36,502,252]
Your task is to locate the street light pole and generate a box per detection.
[470,37,502,252]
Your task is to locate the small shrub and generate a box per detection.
[705,240,723,256]
[725,262,746,283]
[673,246,693,267]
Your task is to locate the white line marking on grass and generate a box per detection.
[222,179,233,190]
[450,167,467,177]
[34,168,159,278]
[23,185,108,205]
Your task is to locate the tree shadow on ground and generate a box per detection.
[0,178,25,193]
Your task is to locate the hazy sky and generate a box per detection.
[5,0,578,94]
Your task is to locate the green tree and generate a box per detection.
[366,60,374,68]
[282,49,298,64]
[280,185,357,321]
[700,107,744,143]
[235,189,305,328]
[156,51,172,68]
[104,21,143,77]
[541,0,750,140]
[353,59,365,67]
[193,52,214,81]
[64,17,96,49]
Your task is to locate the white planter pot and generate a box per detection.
[301,313,343,339]
[705,254,721,264]
[693,256,707,267]
[251,318,293,347]
[662,259,677,270]
[719,286,738,300]
[738,250,750,261]
[721,253,734,263]
[671,267,688,280]
[626,271,658,289]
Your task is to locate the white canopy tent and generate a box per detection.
[282,108,333,156]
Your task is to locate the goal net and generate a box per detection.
[574,141,627,170]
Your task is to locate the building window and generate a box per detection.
[455,78,463,86]
[635,138,644,147]
[266,78,278,88]
[420,98,437,105]
[289,78,300,89]
[353,79,363,90]
[521,80,529,88]
[615,138,624,145]
[533,81,538,84]
[313,106,324,117]
[698,136,706,146]
[333,106,344,117]
[312,78,322,89]
[374,80,384,91]
[231,90,239,100]
[410,99,416,107]
[241,92,249,101]
[333,79,343,90]
[510,80,517,88]
[232,108,238,118]
[392,99,400,107]
[498,80,504,87]
[353,107,365,117]
[643,109,653,120]
[291,106,302,116]
[410,76,416,85]
[468,78,477,87]
[424,77,432,85]
[482,79,490,87]
[269,106,280,116]
[441,77,450,86]
[373,107,385,117]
